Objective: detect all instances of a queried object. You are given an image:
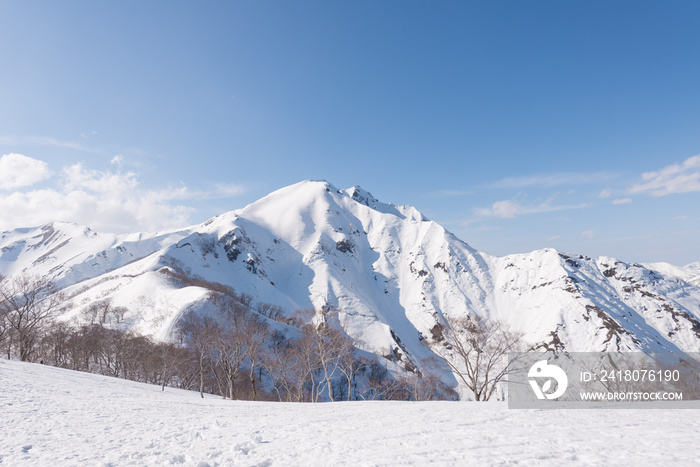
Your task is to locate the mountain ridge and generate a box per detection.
[2,180,700,379]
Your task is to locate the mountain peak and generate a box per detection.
[341,185,379,208]
[4,179,700,384]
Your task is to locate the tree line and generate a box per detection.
[1,271,523,401]
[0,273,460,401]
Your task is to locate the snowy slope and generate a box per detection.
[3,358,700,466]
[3,180,700,378]
[646,261,700,288]
[0,222,190,287]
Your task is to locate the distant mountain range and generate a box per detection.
[2,180,700,374]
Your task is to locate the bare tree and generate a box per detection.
[80,299,119,326]
[359,358,388,400]
[238,311,270,401]
[289,323,322,402]
[86,299,116,326]
[255,302,284,321]
[300,306,356,402]
[0,275,9,356]
[176,308,219,398]
[157,341,178,391]
[81,302,100,325]
[0,273,64,361]
[111,305,128,324]
[208,293,263,400]
[262,330,306,402]
[430,314,524,401]
[337,355,367,401]
[39,321,74,367]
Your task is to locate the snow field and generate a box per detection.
[2,359,700,466]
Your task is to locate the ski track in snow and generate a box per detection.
[2,359,700,466]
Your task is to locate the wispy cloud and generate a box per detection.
[0,135,98,153]
[475,198,588,219]
[429,171,615,198]
[596,229,700,243]
[427,189,474,198]
[212,183,246,198]
[580,230,596,239]
[599,188,612,199]
[110,155,124,167]
[487,171,616,189]
[629,155,700,196]
[612,198,632,205]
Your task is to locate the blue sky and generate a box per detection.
[1,1,699,265]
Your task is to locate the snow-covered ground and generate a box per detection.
[2,359,700,466]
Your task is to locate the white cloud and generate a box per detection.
[487,200,522,218]
[613,198,632,205]
[213,183,246,198]
[629,155,700,196]
[580,230,596,239]
[599,188,612,199]
[476,198,588,219]
[0,153,51,189]
[0,164,194,233]
[110,155,124,166]
[0,158,245,234]
[62,163,139,193]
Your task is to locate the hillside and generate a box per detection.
[2,180,700,381]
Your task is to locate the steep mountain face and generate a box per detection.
[2,180,700,375]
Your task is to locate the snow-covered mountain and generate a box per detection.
[2,180,700,373]
[645,261,700,288]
